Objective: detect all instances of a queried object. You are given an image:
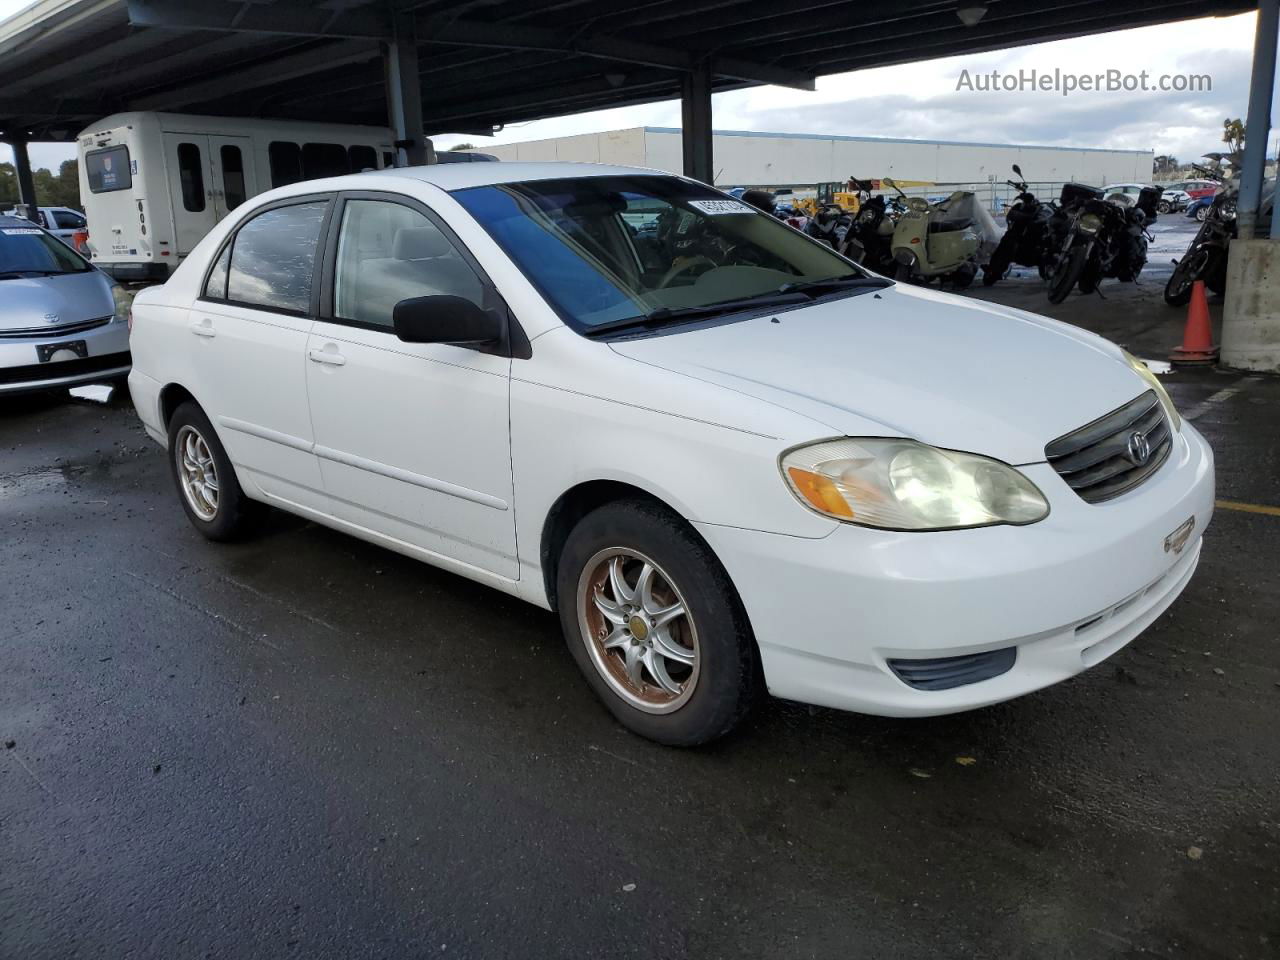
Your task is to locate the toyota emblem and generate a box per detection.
[1127,431,1151,465]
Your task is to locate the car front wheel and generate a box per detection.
[167,402,262,541]
[556,500,760,745]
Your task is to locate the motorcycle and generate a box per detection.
[1164,181,1272,306]
[804,202,853,251]
[983,163,1056,285]
[841,178,900,273]
[886,178,1000,288]
[1045,183,1158,304]
[1164,185,1236,306]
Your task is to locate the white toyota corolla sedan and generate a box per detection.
[127,163,1214,745]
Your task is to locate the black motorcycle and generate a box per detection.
[842,179,900,273]
[983,164,1056,285]
[804,202,853,252]
[1046,183,1158,304]
[1164,187,1236,306]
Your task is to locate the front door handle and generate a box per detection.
[308,347,346,366]
[190,318,216,338]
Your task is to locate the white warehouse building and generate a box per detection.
[483,126,1153,187]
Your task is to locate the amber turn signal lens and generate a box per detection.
[786,467,855,519]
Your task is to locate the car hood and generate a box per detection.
[608,283,1148,465]
[0,271,113,332]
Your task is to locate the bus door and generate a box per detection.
[163,134,256,255]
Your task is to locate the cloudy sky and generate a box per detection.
[0,1,1268,174]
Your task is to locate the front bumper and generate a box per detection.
[0,319,131,395]
[695,423,1215,717]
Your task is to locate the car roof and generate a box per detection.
[359,161,677,191]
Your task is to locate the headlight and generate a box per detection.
[111,284,132,324]
[1122,350,1181,431]
[781,438,1049,530]
[907,197,930,212]
[1078,212,1102,234]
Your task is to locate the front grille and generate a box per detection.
[887,647,1017,691]
[0,351,130,385]
[1046,391,1171,503]
[0,317,112,339]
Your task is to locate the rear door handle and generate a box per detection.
[308,347,346,366]
[190,318,216,338]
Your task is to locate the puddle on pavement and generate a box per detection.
[0,469,69,501]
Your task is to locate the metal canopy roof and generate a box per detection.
[0,0,1256,143]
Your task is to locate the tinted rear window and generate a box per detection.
[86,145,132,193]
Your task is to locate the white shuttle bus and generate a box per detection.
[77,112,397,281]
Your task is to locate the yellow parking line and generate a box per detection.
[1215,499,1280,517]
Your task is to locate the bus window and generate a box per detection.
[348,144,377,173]
[220,145,247,210]
[85,145,132,193]
[269,141,303,187]
[177,142,206,212]
[302,143,349,179]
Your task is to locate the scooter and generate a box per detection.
[843,178,900,273]
[886,178,996,288]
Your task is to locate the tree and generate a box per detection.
[1223,118,1246,168]
[448,142,476,151]
[0,158,81,209]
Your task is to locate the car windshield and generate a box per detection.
[0,224,91,278]
[453,175,874,332]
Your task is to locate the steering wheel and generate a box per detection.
[658,255,716,289]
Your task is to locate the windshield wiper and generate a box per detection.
[583,292,810,337]
[777,275,893,297]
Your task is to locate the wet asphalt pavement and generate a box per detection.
[1,286,1278,959]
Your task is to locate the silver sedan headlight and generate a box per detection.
[111,284,132,324]
[781,438,1049,530]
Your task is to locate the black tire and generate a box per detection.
[1164,247,1209,306]
[951,263,976,290]
[167,401,263,541]
[1047,243,1089,304]
[1195,206,1209,222]
[1077,259,1102,294]
[555,499,760,746]
[982,252,1010,286]
[895,261,913,282]
[1157,200,1172,215]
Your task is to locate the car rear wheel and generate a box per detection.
[168,402,262,541]
[556,499,759,745]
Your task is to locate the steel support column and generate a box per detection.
[8,139,38,218]
[1237,0,1278,239]
[383,10,427,167]
[680,60,713,184]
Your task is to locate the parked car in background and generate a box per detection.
[1164,179,1219,202]
[127,162,1213,745]
[1157,189,1191,215]
[1185,194,1218,222]
[0,214,131,395]
[2,205,88,246]
[1101,183,1159,208]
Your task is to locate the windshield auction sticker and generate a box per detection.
[2,228,43,235]
[688,199,753,215]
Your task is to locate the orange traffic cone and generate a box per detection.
[1170,280,1219,364]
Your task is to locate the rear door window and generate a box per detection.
[225,200,328,314]
[176,142,206,212]
[85,145,132,193]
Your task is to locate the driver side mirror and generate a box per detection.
[392,295,502,347]
[881,177,895,188]
[1012,164,1023,177]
